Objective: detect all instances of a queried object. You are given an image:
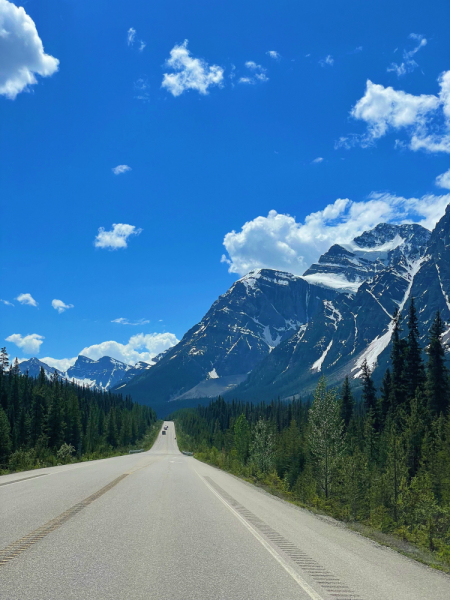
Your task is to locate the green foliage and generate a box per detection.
[0,353,157,472]
[171,300,450,563]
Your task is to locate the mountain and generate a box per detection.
[303,223,431,293]
[18,357,65,380]
[230,216,448,401]
[19,355,153,391]
[113,269,337,411]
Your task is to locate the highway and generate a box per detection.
[1,421,449,600]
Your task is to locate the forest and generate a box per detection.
[0,350,158,473]
[172,301,450,564]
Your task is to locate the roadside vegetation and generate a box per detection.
[172,303,450,570]
[0,350,159,474]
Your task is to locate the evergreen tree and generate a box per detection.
[106,407,118,447]
[0,406,11,467]
[379,368,392,427]
[234,414,250,463]
[361,360,377,415]
[390,308,408,412]
[340,375,354,430]
[47,372,65,449]
[308,377,345,498]
[426,310,449,416]
[404,298,426,402]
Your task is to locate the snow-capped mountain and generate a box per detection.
[303,223,430,293]
[113,269,336,410]
[18,355,153,391]
[232,213,449,402]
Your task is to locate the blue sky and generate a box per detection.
[1,0,450,369]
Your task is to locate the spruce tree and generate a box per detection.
[426,310,449,416]
[379,368,392,426]
[361,360,377,414]
[234,414,250,463]
[340,375,354,430]
[390,308,408,411]
[0,406,11,466]
[404,298,426,403]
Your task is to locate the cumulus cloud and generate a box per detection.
[266,50,280,60]
[312,157,323,164]
[6,333,44,353]
[161,40,224,97]
[436,168,450,190]
[0,0,59,99]
[52,299,74,314]
[94,223,142,250]
[387,34,427,77]
[1,299,14,306]
[112,164,131,175]
[319,55,334,67]
[41,356,77,372]
[239,61,268,85]
[79,332,179,365]
[112,317,150,326]
[221,194,450,276]
[338,70,450,152]
[16,293,37,306]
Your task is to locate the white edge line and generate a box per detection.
[194,469,324,600]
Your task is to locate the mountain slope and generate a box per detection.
[230,214,448,401]
[113,269,337,410]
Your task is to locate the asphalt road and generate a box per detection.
[1,421,449,600]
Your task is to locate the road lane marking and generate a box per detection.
[0,474,128,566]
[0,474,48,487]
[197,471,324,600]
[200,475,364,600]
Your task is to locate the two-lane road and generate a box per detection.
[1,422,449,599]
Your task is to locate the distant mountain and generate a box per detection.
[113,269,336,412]
[19,355,153,391]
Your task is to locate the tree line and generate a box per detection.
[173,302,450,561]
[0,350,157,472]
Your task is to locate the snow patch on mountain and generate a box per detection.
[312,340,333,372]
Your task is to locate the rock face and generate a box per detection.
[113,269,337,410]
[18,356,152,391]
[303,223,431,293]
[18,358,64,380]
[231,215,449,401]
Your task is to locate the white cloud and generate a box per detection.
[436,168,450,190]
[52,299,74,314]
[139,41,146,52]
[127,28,136,46]
[221,194,450,276]
[0,299,14,306]
[16,293,37,306]
[94,223,142,250]
[6,333,44,354]
[339,71,450,152]
[112,164,131,175]
[41,356,77,372]
[387,34,427,77]
[239,61,268,85]
[319,55,334,67]
[161,40,224,97]
[266,50,280,60]
[312,157,323,164]
[79,332,179,365]
[0,0,59,99]
[112,317,150,326]
[134,77,149,102]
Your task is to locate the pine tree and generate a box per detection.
[0,347,9,373]
[234,414,250,464]
[404,298,426,403]
[308,377,345,498]
[390,308,408,412]
[47,372,65,449]
[361,360,377,418]
[0,406,11,467]
[426,311,449,416]
[379,368,392,427]
[340,376,354,430]
[106,408,118,447]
